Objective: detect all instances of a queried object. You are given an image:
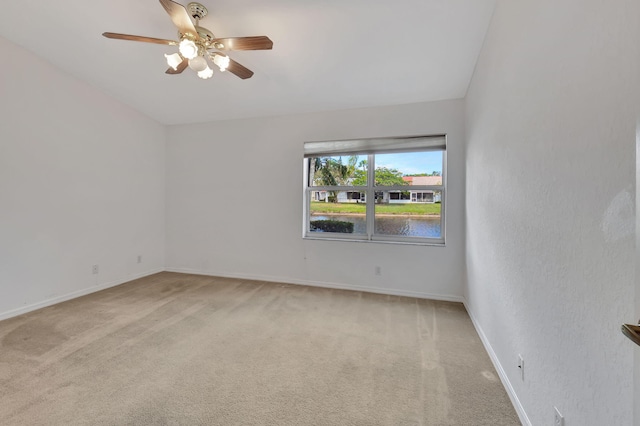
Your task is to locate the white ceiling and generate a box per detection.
[0,0,495,125]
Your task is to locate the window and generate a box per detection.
[303,135,446,245]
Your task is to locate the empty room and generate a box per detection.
[1,0,639,425]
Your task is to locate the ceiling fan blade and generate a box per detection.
[166,57,189,74]
[103,32,177,45]
[210,36,273,51]
[226,59,254,79]
[159,0,199,39]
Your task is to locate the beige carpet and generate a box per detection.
[0,272,520,425]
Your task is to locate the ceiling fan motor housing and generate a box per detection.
[195,25,215,45]
[176,3,215,47]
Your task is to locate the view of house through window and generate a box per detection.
[303,136,445,244]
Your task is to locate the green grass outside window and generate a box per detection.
[310,201,441,215]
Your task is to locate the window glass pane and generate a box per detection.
[304,141,446,244]
[374,190,441,238]
[308,155,367,187]
[309,191,367,234]
[374,151,443,186]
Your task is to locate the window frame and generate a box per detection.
[302,135,446,246]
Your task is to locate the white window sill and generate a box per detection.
[303,234,446,247]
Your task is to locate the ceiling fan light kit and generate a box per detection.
[103,0,273,80]
[211,53,230,71]
[198,67,214,79]
[178,39,199,59]
[188,55,208,72]
[164,53,183,70]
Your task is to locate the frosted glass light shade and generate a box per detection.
[212,54,230,71]
[179,39,198,59]
[188,56,208,72]
[197,66,214,79]
[164,53,182,70]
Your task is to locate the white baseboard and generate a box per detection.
[164,267,464,303]
[0,268,164,322]
[463,299,531,426]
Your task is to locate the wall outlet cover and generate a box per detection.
[518,354,524,381]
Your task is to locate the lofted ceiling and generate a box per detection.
[0,0,496,125]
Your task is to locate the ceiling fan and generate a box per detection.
[103,0,273,80]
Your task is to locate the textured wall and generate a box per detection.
[635,14,640,426]
[635,116,640,426]
[465,0,638,424]
[165,100,466,301]
[0,37,166,319]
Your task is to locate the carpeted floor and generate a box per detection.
[0,272,520,425]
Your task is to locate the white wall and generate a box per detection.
[0,37,166,319]
[465,1,638,425]
[166,100,465,300]
[635,106,640,426]
[634,9,640,425]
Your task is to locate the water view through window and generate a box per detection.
[307,148,444,241]
[311,214,441,238]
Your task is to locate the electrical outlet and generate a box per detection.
[517,354,524,381]
[137,255,142,264]
[92,264,99,275]
[554,406,564,426]
[375,266,381,276]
